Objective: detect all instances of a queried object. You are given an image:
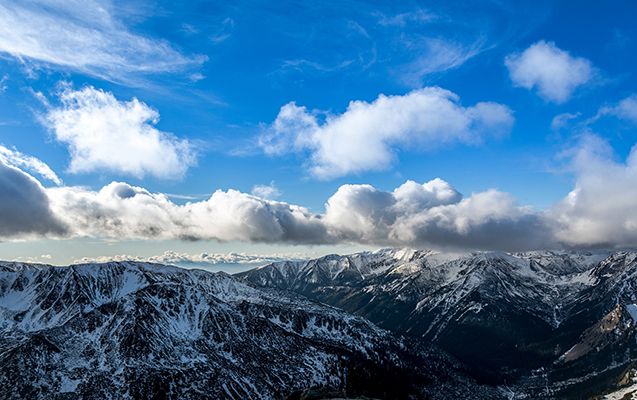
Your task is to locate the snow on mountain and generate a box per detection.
[238,248,637,397]
[0,260,497,400]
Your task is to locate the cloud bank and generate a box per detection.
[46,87,196,179]
[2,133,637,250]
[260,87,514,179]
[505,41,593,103]
[0,159,66,238]
[39,178,547,250]
[75,251,301,269]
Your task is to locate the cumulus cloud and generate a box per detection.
[505,41,593,103]
[0,0,204,83]
[45,86,196,179]
[0,159,66,238]
[41,178,545,250]
[260,87,514,179]
[251,182,281,199]
[323,180,549,250]
[46,181,329,244]
[550,134,637,248]
[0,144,62,185]
[3,142,637,250]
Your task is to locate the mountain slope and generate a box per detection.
[238,248,637,395]
[0,261,497,400]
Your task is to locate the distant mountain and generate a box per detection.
[238,248,637,398]
[0,261,498,400]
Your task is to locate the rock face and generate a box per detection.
[0,261,497,400]
[238,249,637,398]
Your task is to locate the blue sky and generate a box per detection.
[1,0,637,268]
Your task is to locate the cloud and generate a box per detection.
[0,159,66,238]
[45,86,196,179]
[74,251,304,268]
[550,134,637,248]
[46,181,329,244]
[251,182,281,199]
[3,143,637,251]
[323,180,549,250]
[42,177,547,251]
[0,0,204,83]
[0,144,62,185]
[597,95,637,124]
[551,112,581,132]
[505,41,593,103]
[0,74,7,93]
[260,87,514,179]
[376,9,435,27]
[397,37,484,87]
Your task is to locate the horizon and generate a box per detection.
[2,246,633,274]
[2,1,637,265]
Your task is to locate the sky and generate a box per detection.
[2,0,637,269]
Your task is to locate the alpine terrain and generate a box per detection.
[0,260,498,400]
[238,248,637,399]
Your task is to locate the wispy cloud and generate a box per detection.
[0,73,7,93]
[0,144,62,185]
[396,37,485,87]
[596,95,637,124]
[376,8,435,27]
[0,0,205,84]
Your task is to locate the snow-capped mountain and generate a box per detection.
[238,248,637,398]
[0,261,498,400]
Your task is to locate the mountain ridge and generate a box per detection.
[0,260,498,400]
[237,248,637,397]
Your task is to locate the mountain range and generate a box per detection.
[237,248,637,399]
[3,249,637,398]
[0,260,497,400]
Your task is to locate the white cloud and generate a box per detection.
[598,95,637,124]
[377,9,435,27]
[550,134,637,248]
[551,112,581,132]
[323,180,548,250]
[260,87,514,179]
[45,86,196,179]
[46,181,329,243]
[74,251,304,268]
[0,144,62,185]
[0,0,204,83]
[42,178,544,250]
[505,41,593,103]
[4,142,637,250]
[0,74,7,93]
[398,38,484,87]
[251,182,281,199]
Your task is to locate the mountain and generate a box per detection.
[0,261,499,400]
[238,248,637,398]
